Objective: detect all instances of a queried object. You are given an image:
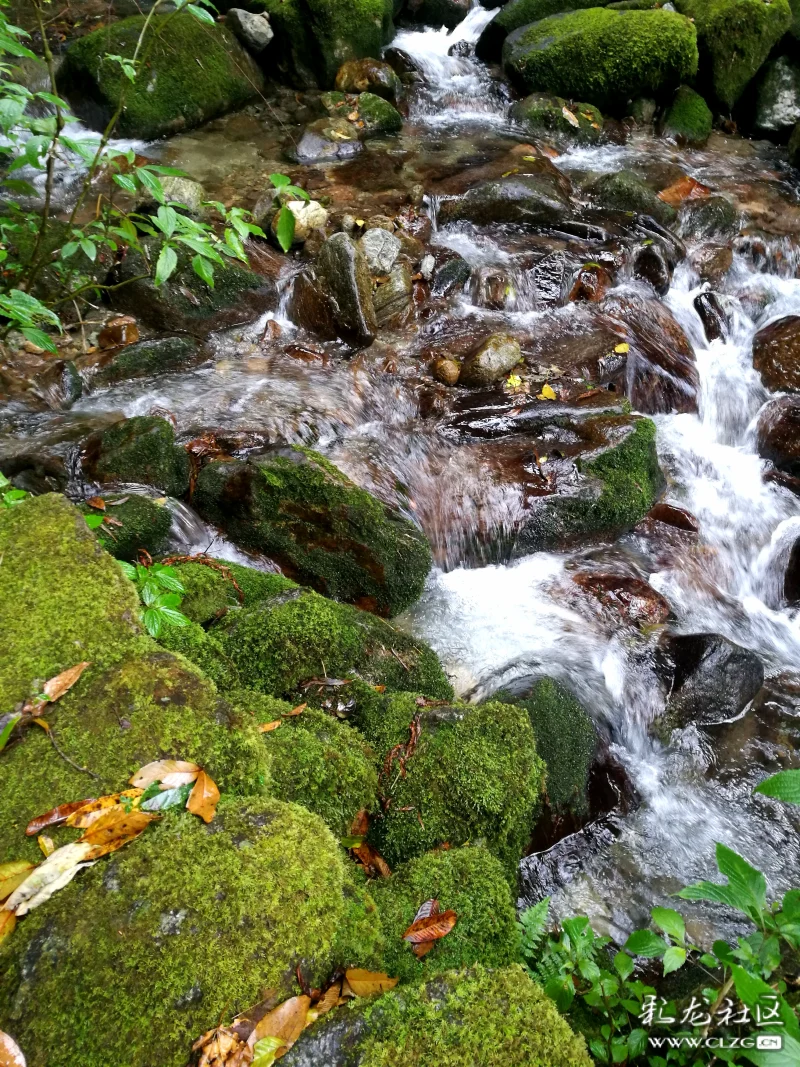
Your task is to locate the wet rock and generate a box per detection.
[79,492,173,562]
[753,56,800,137]
[460,334,522,387]
[437,173,572,227]
[321,90,403,137]
[383,46,423,78]
[585,170,677,228]
[632,242,672,295]
[270,199,329,245]
[509,93,604,146]
[287,271,338,340]
[98,315,139,349]
[573,571,671,624]
[661,85,713,146]
[225,8,274,53]
[694,291,729,342]
[569,262,612,303]
[334,58,403,104]
[61,12,264,140]
[432,357,461,385]
[94,336,202,386]
[420,253,435,280]
[757,395,800,476]
[690,242,733,284]
[432,256,471,297]
[785,537,800,603]
[661,633,765,727]
[752,315,800,392]
[316,232,377,347]
[502,9,698,113]
[288,117,364,163]
[680,195,739,240]
[358,226,401,273]
[82,416,191,497]
[471,266,517,310]
[789,121,800,168]
[193,447,432,616]
[406,0,471,28]
[372,264,413,327]
[647,501,699,531]
[448,39,475,57]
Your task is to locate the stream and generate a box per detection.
[6,2,800,947]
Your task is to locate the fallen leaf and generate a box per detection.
[252,1036,283,1067]
[590,121,601,130]
[0,1029,26,1067]
[344,969,399,996]
[86,496,106,510]
[402,909,457,943]
[0,911,16,948]
[306,980,341,1024]
[0,862,35,903]
[657,175,710,207]
[31,718,49,732]
[352,842,391,878]
[65,790,143,828]
[79,809,158,855]
[130,759,200,789]
[258,720,282,733]
[537,383,557,401]
[283,703,306,717]
[614,342,629,354]
[42,661,91,703]
[26,798,96,836]
[37,835,55,858]
[141,783,193,812]
[350,809,370,837]
[4,841,95,916]
[187,770,220,824]
[412,942,435,958]
[253,995,311,1050]
[562,106,579,127]
[193,1026,251,1067]
[411,898,440,924]
[158,770,200,788]
[0,715,20,753]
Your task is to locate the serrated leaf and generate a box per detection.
[662,945,686,975]
[276,206,295,253]
[624,929,667,958]
[755,769,800,806]
[155,244,177,286]
[651,906,685,944]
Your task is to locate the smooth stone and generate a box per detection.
[460,333,522,387]
[225,8,274,53]
[757,395,800,477]
[358,227,401,274]
[752,315,800,392]
[661,633,764,727]
[316,233,377,348]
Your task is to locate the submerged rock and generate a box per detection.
[288,117,364,163]
[660,633,764,727]
[82,415,190,497]
[460,333,522,387]
[679,195,739,240]
[585,170,677,227]
[573,570,671,624]
[661,85,713,146]
[321,90,403,137]
[432,256,471,297]
[94,335,202,386]
[372,264,413,327]
[752,315,800,392]
[694,291,730,342]
[437,173,572,227]
[193,446,431,616]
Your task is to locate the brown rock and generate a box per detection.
[98,316,139,349]
[431,357,461,386]
[690,243,733,285]
[647,502,699,532]
[757,395,800,477]
[752,315,800,393]
[569,263,611,303]
[573,571,671,625]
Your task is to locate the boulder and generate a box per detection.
[752,315,800,392]
[61,13,264,140]
[316,232,378,347]
[437,173,572,227]
[679,195,739,240]
[168,559,296,625]
[335,57,404,103]
[673,0,791,109]
[432,256,471,297]
[661,633,764,727]
[82,415,190,497]
[192,446,431,616]
[289,117,365,163]
[502,9,698,114]
[509,93,604,146]
[694,291,730,342]
[321,89,403,137]
[94,335,202,386]
[358,227,401,273]
[585,169,677,227]
[372,264,413,327]
[270,199,329,245]
[790,121,800,168]
[406,0,471,28]
[632,242,672,296]
[573,570,671,624]
[78,492,173,561]
[477,0,603,61]
[757,395,800,477]
[690,242,733,285]
[225,7,274,52]
[661,85,713,146]
[753,56,800,137]
[0,799,381,1067]
[459,333,522,387]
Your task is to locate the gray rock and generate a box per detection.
[358,227,401,274]
[432,257,471,297]
[225,8,274,53]
[680,195,739,240]
[437,174,571,227]
[663,634,764,727]
[754,55,800,134]
[460,333,522,386]
[158,176,206,214]
[373,264,412,326]
[420,254,435,280]
[316,233,377,348]
[288,119,364,165]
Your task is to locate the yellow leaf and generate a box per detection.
[79,809,159,857]
[506,374,522,389]
[258,720,283,733]
[344,969,399,996]
[37,835,55,858]
[65,790,143,828]
[186,771,220,824]
[561,106,579,128]
[0,1027,26,1067]
[0,910,16,948]
[129,759,200,789]
[5,841,95,916]
[614,342,629,354]
[31,718,50,732]
[253,995,311,1050]
[0,862,35,904]
[537,383,557,400]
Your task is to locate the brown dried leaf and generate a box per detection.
[187,771,220,824]
[0,1029,26,1067]
[657,175,710,208]
[344,970,399,997]
[402,910,457,944]
[561,106,579,128]
[159,770,200,789]
[86,496,106,510]
[0,911,16,948]
[349,809,370,837]
[352,842,391,879]
[79,809,158,855]
[130,759,201,789]
[37,835,55,858]
[26,798,97,836]
[258,720,282,733]
[307,980,342,1024]
[42,661,91,703]
[412,941,434,958]
[283,703,307,718]
[252,995,311,1049]
[193,1026,251,1067]
[65,790,143,828]
[411,898,440,925]
[0,862,35,903]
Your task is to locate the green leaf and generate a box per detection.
[135,167,164,202]
[651,906,685,945]
[0,714,21,753]
[186,3,216,23]
[588,1039,609,1064]
[113,173,137,194]
[624,930,667,958]
[755,770,800,806]
[61,241,80,259]
[155,205,178,239]
[627,1029,648,1058]
[20,327,57,352]
[252,1036,285,1067]
[224,227,246,262]
[283,184,311,202]
[275,206,295,253]
[340,835,364,848]
[269,173,291,189]
[142,607,164,638]
[157,608,191,627]
[118,561,137,580]
[191,254,214,288]
[661,946,686,975]
[141,782,194,811]
[678,844,767,921]
[613,951,634,981]
[153,569,184,592]
[84,513,105,530]
[79,239,97,262]
[155,244,178,286]
[544,975,575,1012]
[140,165,188,177]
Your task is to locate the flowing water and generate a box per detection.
[6,1,800,944]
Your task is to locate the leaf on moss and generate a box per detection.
[252,995,311,1052]
[283,703,307,717]
[0,910,16,948]
[403,909,457,944]
[0,1029,26,1067]
[79,809,159,855]
[65,789,144,828]
[562,106,579,127]
[4,841,95,915]
[187,770,220,824]
[26,798,97,835]
[130,759,200,788]
[307,980,342,1024]
[0,862,35,903]
[41,661,91,703]
[258,720,282,733]
[37,835,55,858]
[193,1026,250,1067]
[86,496,106,510]
[352,841,391,879]
[350,809,370,837]
[344,969,399,996]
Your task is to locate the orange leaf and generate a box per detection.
[344,969,399,996]
[412,941,435,958]
[349,809,370,837]
[0,862,35,903]
[37,835,55,858]
[0,1029,26,1067]
[0,911,17,949]
[79,809,158,855]
[283,703,307,717]
[65,790,143,828]
[253,995,311,1048]
[26,798,97,836]
[86,496,106,510]
[187,771,220,824]
[657,175,710,208]
[42,661,91,703]
[402,910,457,943]
[130,759,200,789]
[258,720,282,733]
[307,980,341,1023]
[352,842,391,878]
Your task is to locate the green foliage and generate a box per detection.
[661,85,713,146]
[0,470,27,508]
[119,560,191,638]
[755,769,800,806]
[269,172,311,253]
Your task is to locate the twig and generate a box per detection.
[48,728,101,779]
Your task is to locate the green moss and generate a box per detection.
[80,493,172,561]
[61,13,263,139]
[357,965,593,1066]
[510,94,604,145]
[582,416,661,530]
[477,0,607,61]
[156,619,239,690]
[679,194,739,239]
[0,798,383,1067]
[661,84,713,145]
[87,416,190,497]
[585,169,677,226]
[94,336,200,386]
[512,679,597,815]
[357,92,403,136]
[502,8,698,114]
[371,847,519,982]
[261,707,379,836]
[674,0,791,108]
[371,700,544,873]
[170,560,296,626]
[213,586,453,701]
[348,682,426,755]
[193,448,431,617]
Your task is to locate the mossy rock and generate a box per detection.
[347,682,426,755]
[157,619,239,690]
[370,700,544,873]
[193,447,431,617]
[211,586,453,701]
[584,169,677,226]
[260,706,379,836]
[371,847,520,983]
[0,798,384,1067]
[82,415,190,497]
[94,336,202,386]
[61,12,264,139]
[476,0,607,62]
[673,0,791,109]
[661,85,713,146]
[679,194,739,240]
[281,965,592,1066]
[356,91,403,136]
[502,8,698,114]
[79,492,172,561]
[170,559,296,625]
[509,93,604,145]
[512,678,598,816]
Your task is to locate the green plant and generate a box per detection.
[118,561,191,638]
[268,173,310,252]
[0,471,27,508]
